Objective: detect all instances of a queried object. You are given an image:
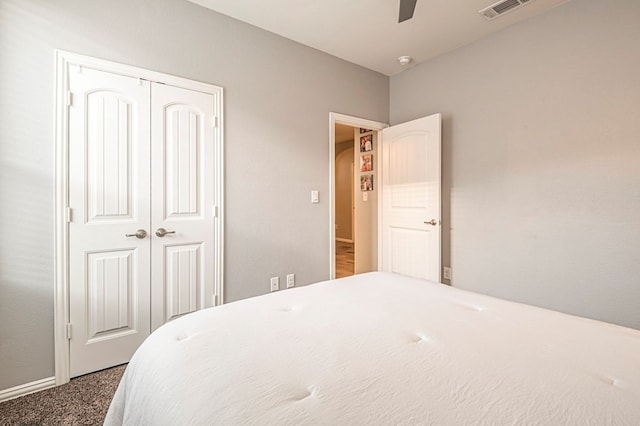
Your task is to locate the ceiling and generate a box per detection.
[187,0,569,76]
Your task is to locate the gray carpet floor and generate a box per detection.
[0,364,126,425]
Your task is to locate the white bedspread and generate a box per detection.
[105,272,640,425]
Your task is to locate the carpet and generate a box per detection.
[0,364,125,425]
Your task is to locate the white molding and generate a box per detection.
[54,51,220,95]
[54,50,70,386]
[0,377,56,403]
[54,50,225,386]
[214,88,225,307]
[329,112,387,279]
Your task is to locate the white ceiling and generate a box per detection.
[187,0,569,76]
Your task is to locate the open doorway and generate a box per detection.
[329,113,387,279]
[335,124,355,278]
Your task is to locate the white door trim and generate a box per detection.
[54,50,224,385]
[328,112,387,279]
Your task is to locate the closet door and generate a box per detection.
[64,59,221,378]
[68,67,151,377]
[150,83,216,330]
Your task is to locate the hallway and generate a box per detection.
[336,241,354,278]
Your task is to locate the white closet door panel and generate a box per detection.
[151,83,216,331]
[86,93,133,220]
[164,243,202,322]
[86,249,136,340]
[165,106,201,217]
[68,66,151,377]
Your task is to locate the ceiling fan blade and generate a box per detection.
[398,0,418,23]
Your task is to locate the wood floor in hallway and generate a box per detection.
[336,240,354,278]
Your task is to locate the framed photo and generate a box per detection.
[359,127,371,134]
[360,174,374,192]
[359,134,373,152]
[360,154,373,172]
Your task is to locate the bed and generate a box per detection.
[105,272,640,425]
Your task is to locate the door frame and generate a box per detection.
[54,50,225,385]
[328,112,387,279]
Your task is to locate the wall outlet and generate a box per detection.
[270,277,279,292]
[443,267,452,280]
[286,274,295,288]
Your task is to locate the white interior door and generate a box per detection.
[68,67,151,377]
[150,83,216,331]
[380,113,441,281]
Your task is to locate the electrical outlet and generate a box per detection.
[270,277,279,292]
[443,267,452,280]
[286,274,295,288]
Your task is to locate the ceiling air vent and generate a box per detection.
[479,0,535,20]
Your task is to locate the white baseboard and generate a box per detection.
[0,376,56,403]
[335,238,353,243]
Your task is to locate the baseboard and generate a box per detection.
[336,238,353,243]
[0,376,56,403]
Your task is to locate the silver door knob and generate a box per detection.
[424,219,438,226]
[155,228,176,237]
[125,229,147,239]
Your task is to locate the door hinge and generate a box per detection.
[213,116,218,128]
[66,207,72,223]
[66,91,73,107]
[65,324,72,340]
[213,205,218,218]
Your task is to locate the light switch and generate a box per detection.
[311,190,319,204]
[362,192,368,201]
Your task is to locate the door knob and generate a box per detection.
[125,229,148,239]
[424,219,438,226]
[155,228,176,237]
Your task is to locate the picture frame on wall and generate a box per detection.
[360,174,373,192]
[359,127,371,134]
[359,134,373,152]
[360,154,373,172]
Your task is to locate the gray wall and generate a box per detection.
[0,0,388,390]
[391,0,640,329]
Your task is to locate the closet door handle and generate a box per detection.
[155,228,176,237]
[125,229,148,239]
[424,219,438,226]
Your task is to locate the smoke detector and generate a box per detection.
[479,0,535,20]
[397,56,412,66]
